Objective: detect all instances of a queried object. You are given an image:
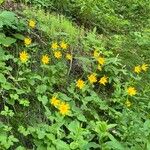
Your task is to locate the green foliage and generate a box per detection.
[21,0,150,33]
[21,0,150,74]
[0,123,19,149]
[0,3,150,150]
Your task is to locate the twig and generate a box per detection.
[31,31,48,46]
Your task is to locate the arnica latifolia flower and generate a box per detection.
[19,51,29,63]
[58,102,70,115]
[51,42,59,49]
[54,51,62,59]
[60,41,68,49]
[28,19,36,28]
[134,65,141,74]
[24,37,32,46]
[66,53,72,60]
[76,79,85,89]
[141,63,148,71]
[125,99,132,108]
[41,54,49,65]
[127,86,137,96]
[88,73,97,84]
[99,75,108,85]
[97,56,105,65]
[51,96,60,107]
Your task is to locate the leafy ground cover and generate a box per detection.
[0,0,150,150]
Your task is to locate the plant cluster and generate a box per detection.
[0,4,150,150]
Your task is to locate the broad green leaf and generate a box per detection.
[37,95,48,105]
[13,33,25,40]
[36,84,47,94]
[37,130,46,139]
[54,140,70,150]
[0,73,6,83]
[68,120,80,133]
[0,11,17,27]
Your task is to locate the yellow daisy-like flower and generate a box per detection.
[41,54,49,65]
[24,37,32,46]
[97,65,102,71]
[141,64,148,71]
[51,42,59,49]
[127,87,137,96]
[88,73,97,84]
[99,75,108,86]
[28,19,36,28]
[19,51,29,63]
[125,100,132,107]
[93,49,100,58]
[60,41,68,49]
[66,53,72,60]
[54,51,62,59]
[76,79,85,89]
[97,56,105,65]
[134,65,141,74]
[51,96,60,107]
[58,102,70,115]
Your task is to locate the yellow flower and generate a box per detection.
[66,53,72,60]
[51,96,60,107]
[54,51,62,59]
[93,50,100,58]
[99,75,108,85]
[28,19,36,28]
[127,87,137,96]
[24,37,32,46]
[97,65,102,71]
[134,65,141,74]
[141,64,148,71]
[58,102,70,115]
[76,79,85,89]
[51,42,59,49]
[19,51,29,63]
[60,41,68,49]
[41,54,49,65]
[88,73,97,84]
[125,100,131,107]
[97,56,105,65]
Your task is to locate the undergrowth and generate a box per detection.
[0,3,150,150]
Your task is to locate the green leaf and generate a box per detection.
[10,94,19,100]
[36,84,47,94]
[37,95,48,105]
[0,11,17,27]
[54,140,70,150]
[86,142,100,149]
[70,142,79,149]
[1,82,12,90]
[0,46,5,60]
[68,120,80,133]
[37,130,46,139]
[15,146,26,150]
[0,33,16,46]
[106,134,125,150]
[1,106,14,117]
[19,99,30,107]
[0,73,6,83]
[18,126,29,136]
[13,33,25,40]
[3,37,16,46]
[0,0,4,4]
